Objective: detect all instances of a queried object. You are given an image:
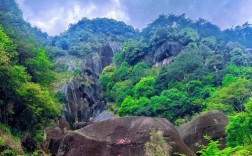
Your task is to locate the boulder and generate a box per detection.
[177,111,229,152]
[89,111,113,123]
[44,127,64,155]
[53,117,195,156]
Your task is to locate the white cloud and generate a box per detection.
[15,0,252,35]
[16,0,131,35]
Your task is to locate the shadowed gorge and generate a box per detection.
[0,0,252,155]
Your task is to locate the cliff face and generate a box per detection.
[60,41,184,125]
[58,44,116,125]
[144,41,183,67]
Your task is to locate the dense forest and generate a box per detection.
[0,0,252,155]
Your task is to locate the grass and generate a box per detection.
[0,123,21,141]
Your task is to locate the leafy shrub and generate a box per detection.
[144,130,171,156]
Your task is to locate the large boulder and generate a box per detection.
[177,111,229,152]
[52,117,195,156]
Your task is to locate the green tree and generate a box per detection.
[197,136,251,156]
[226,98,252,147]
[157,44,204,90]
[17,82,61,130]
[114,40,148,65]
[134,76,155,98]
[177,28,200,45]
[111,80,133,103]
[222,74,236,86]
[206,79,252,113]
[201,36,217,49]
[26,49,56,86]
[230,48,248,66]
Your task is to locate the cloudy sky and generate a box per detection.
[16,0,252,36]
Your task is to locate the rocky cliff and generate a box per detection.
[58,44,116,125]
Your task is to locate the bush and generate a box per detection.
[0,149,18,156]
[144,130,171,156]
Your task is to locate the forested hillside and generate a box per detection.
[99,14,252,155]
[0,0,252,155]
[0,0,61,154]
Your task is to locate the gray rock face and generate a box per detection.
[90,111,113,123]
[48,117,196,156]
[61,45,115,125]
[177,111,229,152]
[100,44,114,70]
[144,41,183,67]
[63,72,106,125]
[83,44,114,74]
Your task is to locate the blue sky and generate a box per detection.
[16,0,252,35]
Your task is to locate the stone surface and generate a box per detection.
[177,111,229,152]
[60,45,115,125]
[63,73,106,125]
[51,117,195,156]
[90,111,113,123]
[144,41,183,67]
[44,127,64,155]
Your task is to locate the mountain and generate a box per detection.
[0,0,251,155]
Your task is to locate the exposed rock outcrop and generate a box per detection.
[177,111,229,152]
[83,44,114,74]
[60,44,115,125]
[144,41,183,67]
[63,73,106,125]
[48,117,195,156]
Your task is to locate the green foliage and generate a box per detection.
[115,62,132,81]
[53,17,137,58]
[226,98,252,147]
[222,74,236,86]
[17,82,61,130]
[230,48,249,66]
[206,78,252,113]
[34,131,44,143]
[0,124,12,136]
[111,80,133,103]
[157,44,204,89]
[177,28,200,45]
[197,136,251,156]
[0,25,61,136]
[118,97,151,116]
[2,3,252,154]
[201,36,217,49]
[0,149,18,156]
[26,49,56,87]
[131,62,150,83]
[134,76,155,98]
[98,16,252,147]
[115,40,148,65]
